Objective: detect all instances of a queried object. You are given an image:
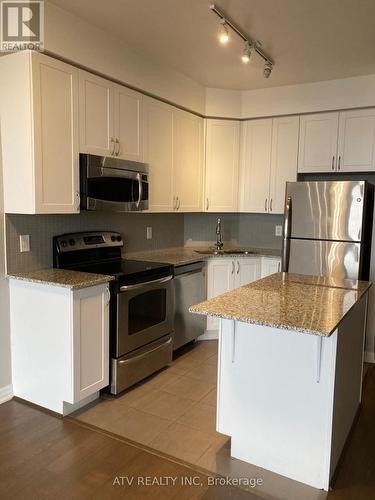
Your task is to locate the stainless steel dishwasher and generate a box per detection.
[173,261,206,350]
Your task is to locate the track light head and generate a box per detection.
[241,42,252,64]
[218,19,229,44]
[263,61,273,78]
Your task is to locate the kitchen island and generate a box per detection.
[190,272,371,490]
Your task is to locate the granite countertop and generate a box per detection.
[7,269,115,290]
[126,246,281,267]
[189,272,372,337]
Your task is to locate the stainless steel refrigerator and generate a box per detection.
[282,181,374,280]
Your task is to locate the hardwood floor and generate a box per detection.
[0,360,374,499]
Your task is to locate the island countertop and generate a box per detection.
[189,272,372,337]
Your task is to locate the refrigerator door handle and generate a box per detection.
[282,195,292,272]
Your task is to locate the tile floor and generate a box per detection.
[72,342,374,500]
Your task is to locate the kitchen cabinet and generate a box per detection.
[79,71,143,162]
[261,256,281,278]
[9,280,110,415]
[337,109,375,172]
[205,120,240,212]
[0,51,80,214]
[206,256,261,331]
[174,109,203,212]
[144,97,203,212]
[298,109,375,173]
[240,116,299,214]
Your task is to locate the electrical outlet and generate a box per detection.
[20,234,30,252]
[275,225,282,237]
[146,227,153,240]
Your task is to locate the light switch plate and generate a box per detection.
[20,234,30,252]
[146,227,153,240]
[275,225,283,237]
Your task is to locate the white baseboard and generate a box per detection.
[198,330,219,341]
[0,384,13,404]
[364,351,375,363]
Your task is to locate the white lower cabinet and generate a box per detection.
[261,256,282,278]
[10,280,110,415]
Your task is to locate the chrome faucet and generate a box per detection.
[214,217,224,251]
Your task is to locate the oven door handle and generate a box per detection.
[136,173,143,209]
[119,275,173,292]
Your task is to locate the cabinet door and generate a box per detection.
[206,258,235,331]
[261,257,281,278]
[143,98,175,212]
[298,113,339,173]
[235,258,261,288]
[205,120,240,212]
[32,53,80,213]
[114,85,143,162]
[239,119,272,213]
[174,109,203,212]
[72,285,110,402]
[79,71,114,156]
[337,109,375,172]
[269,116,299,214]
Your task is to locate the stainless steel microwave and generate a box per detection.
[80,154,149,212]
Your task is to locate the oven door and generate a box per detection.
[80,155,149,211]
[115,275,174,357]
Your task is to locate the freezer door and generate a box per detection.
[285,181,365,241]
[288,239,362,280]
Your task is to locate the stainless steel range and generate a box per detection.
[53,231,174,394]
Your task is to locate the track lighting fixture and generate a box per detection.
[218,19,229,44]
[263,61,273,79]
[209,4,274,77]
[241,42,252,64]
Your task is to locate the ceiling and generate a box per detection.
[49,0,375,90]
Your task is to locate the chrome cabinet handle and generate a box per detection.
[265,198,268,212]
[332,155,335,171]
[206,198,209,211]
[270,198,273,212]
[231,261,235,274]
[115,138,120,156]
[278,261,281,272]
[177,197,181,210]
[110,137,115,156]
[338,156,341,171]
[236,261,240,274]
[173,196,176,210]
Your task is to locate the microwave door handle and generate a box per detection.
[136,173,143,208]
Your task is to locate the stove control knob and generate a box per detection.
[111,235,116,242]
[69,239,75,246]
[61,240,67,248]
[116,236,122,242]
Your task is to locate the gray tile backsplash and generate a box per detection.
[6,212,184,273]
[5,211,283,273]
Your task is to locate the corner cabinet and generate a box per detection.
[239,116,299,214]
[144,97,203,213]
[79,71,143,162]
[298,108,375,173]
[0,51,80,214]
[9,280,110,415]
[205,120,240,212]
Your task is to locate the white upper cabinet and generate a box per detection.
[239,116,299,214]
[239,119,272,213]
[143,97,175,212]
[79,71,143,161]
[269,116,300,213]
[205,120,240,212]
[79,71,114,157]
[337,109,375,172]
[114,84,143,162]
[0,52,80,214]
[298,113,339,173]
[174,109,203,212]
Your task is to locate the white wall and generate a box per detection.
[44,2,205,115]
[0,130,12,402]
